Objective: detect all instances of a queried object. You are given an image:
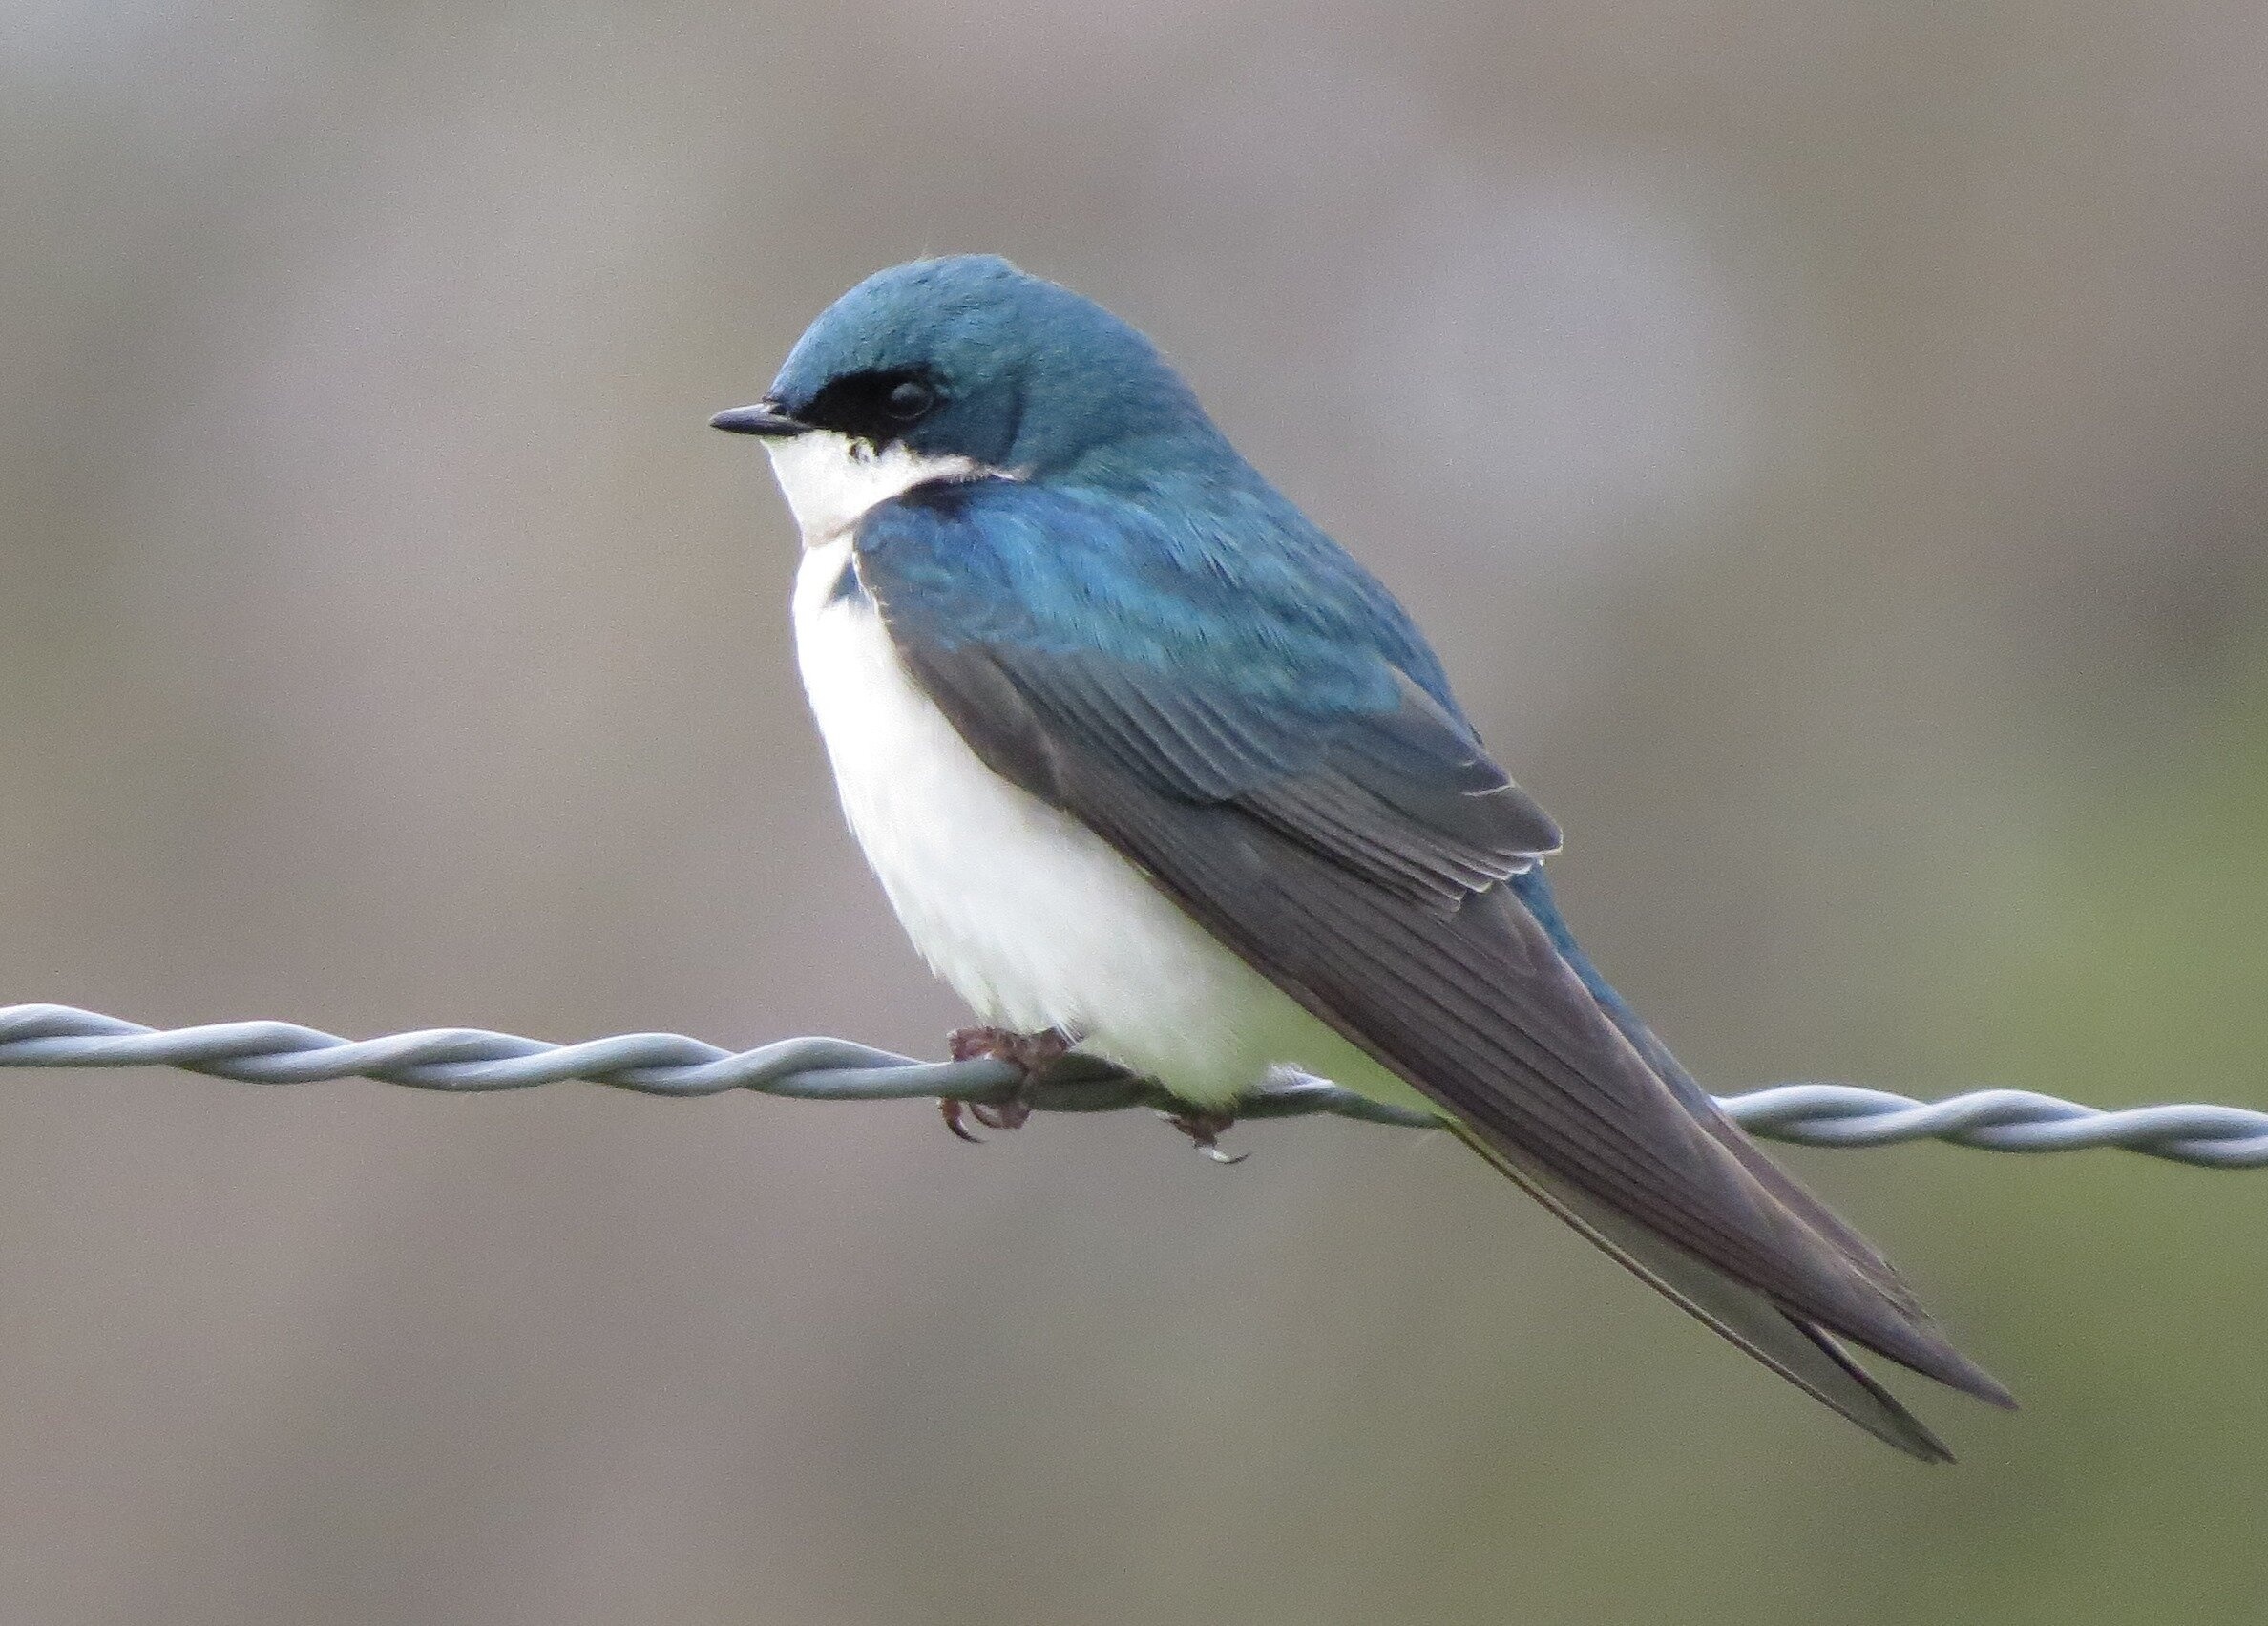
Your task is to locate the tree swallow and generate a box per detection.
[713,255,2014,1460]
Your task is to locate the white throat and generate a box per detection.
[763,431,987,547]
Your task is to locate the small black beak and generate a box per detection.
[709,401,808,437]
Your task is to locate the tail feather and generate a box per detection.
[1455,1125,1959,1462]
[1611,1022,2017,1410]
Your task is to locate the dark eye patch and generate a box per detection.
[797,369,942,443]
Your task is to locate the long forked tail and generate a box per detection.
[1454,1125,1959,1462]
[1486,869,2013,1455]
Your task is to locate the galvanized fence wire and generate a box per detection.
[3,1002,2266,1167]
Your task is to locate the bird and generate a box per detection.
[711,254,2015,1460]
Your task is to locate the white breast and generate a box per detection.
[770,438,1417,1109]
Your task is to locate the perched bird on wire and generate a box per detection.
[712,255,2014,1460]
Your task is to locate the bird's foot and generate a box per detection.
[939,1026,1074,1141]
[1162,1107,1246,1165]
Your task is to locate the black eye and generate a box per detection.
[797,369,943,442]
[885,377,937,421]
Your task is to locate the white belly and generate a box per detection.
[788,534,1421,1111]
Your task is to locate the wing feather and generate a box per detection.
[853,479,2012,1417]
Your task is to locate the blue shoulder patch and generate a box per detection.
[852,475,1561,903]
[859,475,1460,726]
[825,548,868,607]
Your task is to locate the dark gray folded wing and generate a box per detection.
[851,481,2012,1429]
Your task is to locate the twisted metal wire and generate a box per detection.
[3,1003,2264,1166]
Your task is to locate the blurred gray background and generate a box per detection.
[6,3,2268,1621]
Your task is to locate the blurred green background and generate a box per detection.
[5,3,2267,1621]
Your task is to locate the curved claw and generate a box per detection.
[1163,1109,1245,1164]
[943,1025,1071,1136]
[939,1097,986,1144]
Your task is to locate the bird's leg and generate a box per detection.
[940,1025,1074,1139]
[1162,1106,1246,1165]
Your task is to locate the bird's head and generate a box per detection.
[713,256,1228,541]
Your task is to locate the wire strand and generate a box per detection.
[4,1003,2263,1166]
